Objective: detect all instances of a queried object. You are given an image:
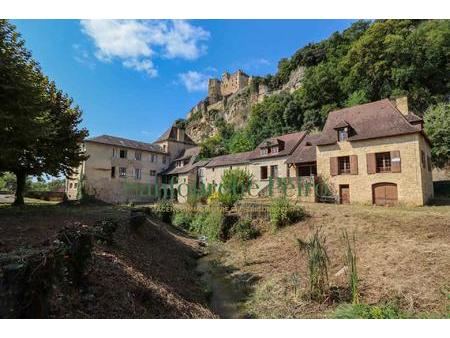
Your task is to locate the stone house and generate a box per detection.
[66,125,195,204]
[67,97,434,207]
[315,98,433,206]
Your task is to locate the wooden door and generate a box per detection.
[339,185,350,204]
[372,183,398,206]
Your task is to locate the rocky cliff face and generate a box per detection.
[185,66,305,144]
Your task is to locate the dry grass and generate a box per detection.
[0,204,214,318]
[219,202,450,318]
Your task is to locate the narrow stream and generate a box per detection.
[196,245,245,319]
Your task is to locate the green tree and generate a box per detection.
[218,168,253,209]
[424,103,450,168]
[0,20,88,205]
[228,131,253,153]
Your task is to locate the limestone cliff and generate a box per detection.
[185,66,305,143]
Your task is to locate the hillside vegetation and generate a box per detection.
[187,20,449,164]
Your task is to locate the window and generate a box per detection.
[338,156,351,175]
[119,167,127,177]
[271,146,279,154]
[260,148,268,156]
[74,182,78,188]
[69,182,73,188]
[135,151,142,161]
[376,152,391,173]
[112,148,117,158]
[111,166,116,178]
[297,165,317,177]
[427,156,432,172]
[135,168,141,180]
[260,166,268,180]
[162,156,167,164]
[162,145,167,152]
[119,149,127,159]
[270,165,278,178]
[421,150,425,168]
[149,170,156,176]
[338,128,348,141]
[151,154,156,162]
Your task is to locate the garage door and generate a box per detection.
[372,183,398,206]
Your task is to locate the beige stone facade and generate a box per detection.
[316,133,433,206]
[207,70,250,100]
[67,140,168,204]
[68,98,434,207]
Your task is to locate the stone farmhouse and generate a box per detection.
[66,97,434,206]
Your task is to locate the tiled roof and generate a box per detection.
[86,135,164,153]
[163,147,202,175]
[317,99,420,146]
[174,146,200,161]
[250,131,306,160]
[205,151,254,168]
[286,133,322,164]
[155,126,196,144]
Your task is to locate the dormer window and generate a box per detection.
[271,146,279,154]
[260,148,268,156]
[338,128,349,142]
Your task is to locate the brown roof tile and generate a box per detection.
[86,135,164,153]
[286,133,322,164]
[250,131,306,160]
[205,151,254,168]
[155,126,196,145]
[317,99,419,145]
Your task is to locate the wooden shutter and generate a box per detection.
[391,150,401,173]
[330,157,338,176]
[366,153,376,174]
[350,155,358,175]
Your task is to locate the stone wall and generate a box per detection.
[316,133,432,206]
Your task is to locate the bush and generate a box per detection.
[189,205,225,241]
[297,229,330,301]
[218,168,253,209]
[332,303,406,319]
[233,218,260,241]
[153,200,173,223]
[172,209,195,230]
[269,198,305,230]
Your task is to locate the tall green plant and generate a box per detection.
[297,229,330,301]
[342,229,359,304]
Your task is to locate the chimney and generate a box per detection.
[394,96,409,116]
[176,127,185,142]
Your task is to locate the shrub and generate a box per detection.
[332,303,406,319]
[218,168,253,209]
[189,205,225,241]
[342,229,359,304]
[153,200,173,223]
[297,229,330,301]
[269,197,305,230]
[172,209,195,230]
[233,218,260,241]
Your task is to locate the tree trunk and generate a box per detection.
[13,171,26,206]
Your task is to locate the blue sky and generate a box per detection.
[12,19,355,143]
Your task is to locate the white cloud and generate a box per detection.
[72,44,95,69]
[178,71,209,92]
[80,20,210,77]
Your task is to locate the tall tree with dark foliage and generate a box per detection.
[0,20,88,205]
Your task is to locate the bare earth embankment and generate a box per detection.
[218,203,450,318]
[0,202,214,318]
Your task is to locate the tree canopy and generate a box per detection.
[0,20,88,205]
[208,20,449,155]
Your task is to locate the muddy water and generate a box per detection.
[196,245,245,319]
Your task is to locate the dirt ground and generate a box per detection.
[219,202,450,318]
[0,202,214,318]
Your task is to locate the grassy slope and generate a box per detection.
[218,203,450,318]
[0,203,214,318]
